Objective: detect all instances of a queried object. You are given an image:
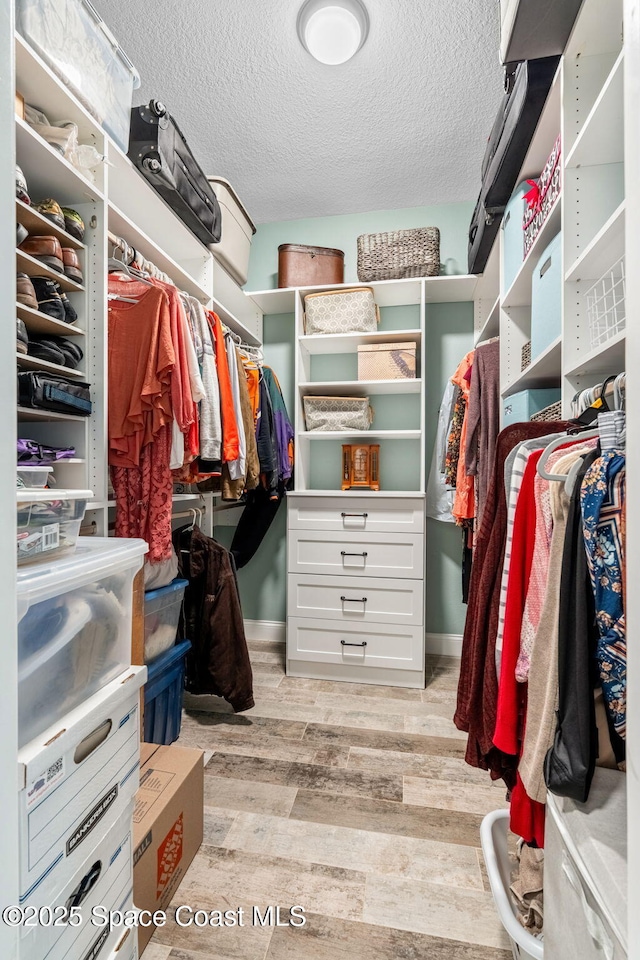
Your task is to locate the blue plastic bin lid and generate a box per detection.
[145,638,192,685]
[144,578,189,603]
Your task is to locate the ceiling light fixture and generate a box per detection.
[297,0,369,65]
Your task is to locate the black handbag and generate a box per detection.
[18,372,92,416]
[128,100,222,245]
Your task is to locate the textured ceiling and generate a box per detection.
[95,0,503,223]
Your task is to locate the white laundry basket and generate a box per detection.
[480,809,544,960]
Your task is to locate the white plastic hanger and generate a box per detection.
[537,429,600,481]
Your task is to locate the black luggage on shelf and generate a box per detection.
[128,100,222,245]
[468,56,559,274]
[18,372,92,416]
[500,0,584,65]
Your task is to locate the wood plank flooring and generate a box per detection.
[149,642,511,960]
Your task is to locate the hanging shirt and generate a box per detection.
[451,351,475,524]
[208,311,240,463]
[426,379,456,523]
[225,334,247,482]
[192,301,222,463]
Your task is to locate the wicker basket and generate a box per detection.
[530,400,562,422]
[521,341,531,370]
[357,227,440,282]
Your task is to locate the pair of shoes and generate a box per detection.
[18,236,84,284]
[17,319,28,355]
[16,274,78,325]
[32,199,85,241]
[28,335,83,369]
[16,165,30,204]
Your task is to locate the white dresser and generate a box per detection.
[286,493,426,687]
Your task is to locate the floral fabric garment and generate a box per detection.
[445,393,466,488]
[580,451,626,738]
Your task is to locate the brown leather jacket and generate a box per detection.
[174,524,254,712]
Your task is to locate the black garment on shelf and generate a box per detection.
[544,447,600,802]
[173,524,254,712]
[230,484,284,570]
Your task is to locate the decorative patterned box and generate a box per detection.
[521,340,531,370]
[304,288,379,335]
[303,396,373,432]
[523,133,561,257]
[357,341,417,380]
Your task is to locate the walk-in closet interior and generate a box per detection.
[2,0,638,958]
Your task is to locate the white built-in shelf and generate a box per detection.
[298,430,421,440]
[291,489,426,498]
[517,67,562,184]
[475,296,500,344]
[564,330,626,377]
[566,51,624,169]
[102,492,216,509]
[565,0,623,58]
[17,249,84,294]
[17,406,87,422]
[16,353,86,379]
[474,239,500,306]
[424,275,479,303]
[15,117,103,205]
[211,296,261,347]
[15,33,104,144]
[300,328,421,356]
[299,379,422,397]
[502,198,562,309]
[16,302,85,337]
[565,202,625,282]
[16,199,85,251]
[247,288,296,315]
[107,201,211,304]
[107,141,211,274]
[502,335,562,397]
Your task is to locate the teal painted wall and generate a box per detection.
[221,201,475,633]
[246,201,474,291]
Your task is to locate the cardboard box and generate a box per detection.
[15,91,25,119]
[357,341,417,380]
[133,744,204,954]
[18,666,146,905]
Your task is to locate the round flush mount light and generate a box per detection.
[297,0,369,65]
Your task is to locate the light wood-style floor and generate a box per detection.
[146,641,511,960]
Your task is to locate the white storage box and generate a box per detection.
[16,0,140,151]
[18,666,146,905]
[19,802,134,960]
[16,488,92,565]
[17,537,146,747]
[207,176,256,286]
[17,466,53,488]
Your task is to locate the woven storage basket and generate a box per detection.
[521,341,532,370]
[303,396,373,432]
[357,228,440,282]
[530,400,562,422]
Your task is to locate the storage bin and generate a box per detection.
[17,536,146,747]
[357,341,417,380]
[16,465,53,488]
[531,230,562,359]
[144,578,188,663]
[480,810,544,960]
[501,180,531,294]
[207,176,256,286]
[16,488,92,565]
[304,287,379,335]
[303,396,373,432]
[278,243,345,288]
[524,134,561,257]
[144,639,192,745]
[503,388,561,425]
[16,0,140,151]
[357,227,440,281]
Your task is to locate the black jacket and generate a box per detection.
[174,524,254,712]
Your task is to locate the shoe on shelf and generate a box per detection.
[17,319,28,355]
[19,236,64,273]
[62,248,83,285]
[34,199,66,231]
[61,207,85,242]
[27,337,66,366]
[16,165,30,204]
[17,223,28,246]
[30,277,65,322]
[59,291,78,324]
[17,273,38,310]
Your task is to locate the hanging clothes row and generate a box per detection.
[106,241,294,567]
[455,386,626,853]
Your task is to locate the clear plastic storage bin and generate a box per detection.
[144,578,188,663]
[17,488,92,565]
[17,466,53,488]
[16,0,140,151]
[17,536,146,747]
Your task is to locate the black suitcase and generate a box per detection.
[468,194,501,276]
[128,100,222,245]
[501,0,585,65]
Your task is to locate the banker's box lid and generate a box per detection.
[357,341,417,353]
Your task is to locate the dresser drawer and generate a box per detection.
[288,530,424,580]
[287,573,424,625]
[287,496,425,534]
[287,617,424,671]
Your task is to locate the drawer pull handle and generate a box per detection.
[341,596,367,603]
[341,640,367,648]
[341,551,368,558]
[341,512,368,518]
